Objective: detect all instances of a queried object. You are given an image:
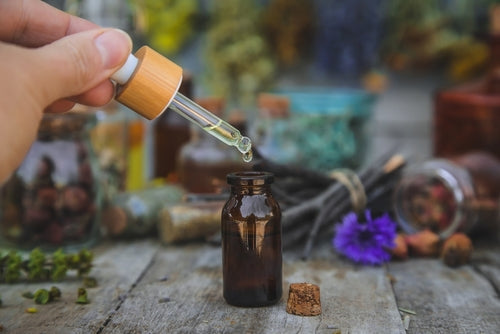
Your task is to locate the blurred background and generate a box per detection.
[2,0,500,249]
[51,0,498,160]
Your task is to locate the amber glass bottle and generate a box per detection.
[152,75,193,181]
[177,97,248,194]
[221,171,282,307]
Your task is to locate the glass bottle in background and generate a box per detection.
[80,0,149,191]
[251,93,296,163]
[433,6,500,160]
[124,111,148,191]
[393,151,500,240]
[80,0,132,30]
[221,171,282,307]
[177,97,250,194]
[152,74,193,183]
[91,102,148,196]
[0,111,101,250]
[91,101,128,205]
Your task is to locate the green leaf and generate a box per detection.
[49,286,61,300]
[28,248,47,281]
[34,289,50,305]
[76,288,89,304]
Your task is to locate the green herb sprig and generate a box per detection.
[0,248,93,283]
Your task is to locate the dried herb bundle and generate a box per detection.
[252,149,406,259]
[0,248,93,283]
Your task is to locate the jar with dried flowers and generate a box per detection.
[0,112,101,250]
[393,152,500,240]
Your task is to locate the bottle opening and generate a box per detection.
[227,171,274,186]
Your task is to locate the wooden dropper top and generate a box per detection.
[113,46,183,120]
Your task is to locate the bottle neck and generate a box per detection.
[227,171,275,195]
[230,184,271,195]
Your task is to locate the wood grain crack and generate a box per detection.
[95,249,159,334]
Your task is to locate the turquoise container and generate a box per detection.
[253,89,376,172]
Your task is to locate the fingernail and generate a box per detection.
[95,29,132,69]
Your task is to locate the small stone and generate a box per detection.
[404,229,440,257]
[286,283,321,316]
[441,233,473,267]
[158,297,171,303]
[390,233,408,260]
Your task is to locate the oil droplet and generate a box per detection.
[242,150,253,163]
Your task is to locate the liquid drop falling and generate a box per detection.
[242,150,253,162]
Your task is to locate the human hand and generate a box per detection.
[0,0,132,183]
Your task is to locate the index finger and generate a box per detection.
[0,0,98,47]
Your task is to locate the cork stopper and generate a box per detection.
[257,93,290,118]
[115,46,183,120]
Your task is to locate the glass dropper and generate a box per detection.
[111,46,252,162]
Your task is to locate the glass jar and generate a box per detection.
[433,80,500,160]
[0,112,101,250]
[433,29,500,161]
[91,101,128,205]
[101,185,185,238]
[251,93,298,164]
[177,97,249,194]
[393,152,500,239]
[252,90,375,172]
[221,171,282,307]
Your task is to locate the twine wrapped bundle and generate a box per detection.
[252,150,405,259]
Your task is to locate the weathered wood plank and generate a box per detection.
[0,240,158,334]
[472,239,500,295]
[2,238,497,333]
[101,243,404,334]
[388,255,500,334]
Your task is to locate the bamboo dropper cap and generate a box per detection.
[115,46,183,120]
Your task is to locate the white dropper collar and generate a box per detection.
[111,54,139,85]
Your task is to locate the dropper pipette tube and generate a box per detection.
[168,93,251,155]
[111,47,252,161]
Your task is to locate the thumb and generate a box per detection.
[31,28,132,107]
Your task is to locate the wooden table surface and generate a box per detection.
[0,237,498,334]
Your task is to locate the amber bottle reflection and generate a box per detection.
[221,171,282,307]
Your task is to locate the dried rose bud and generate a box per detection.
[23,208,54,228]
[78,163,93,186]
[61,186,90,213]
[404,229,441,257]
[43,222,63,245]
[36,187,58,207]
[441,233,473,267]
[390,233,408,260]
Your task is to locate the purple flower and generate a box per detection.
[333,210,396,265]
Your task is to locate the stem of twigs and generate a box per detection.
[252,149,406,259]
